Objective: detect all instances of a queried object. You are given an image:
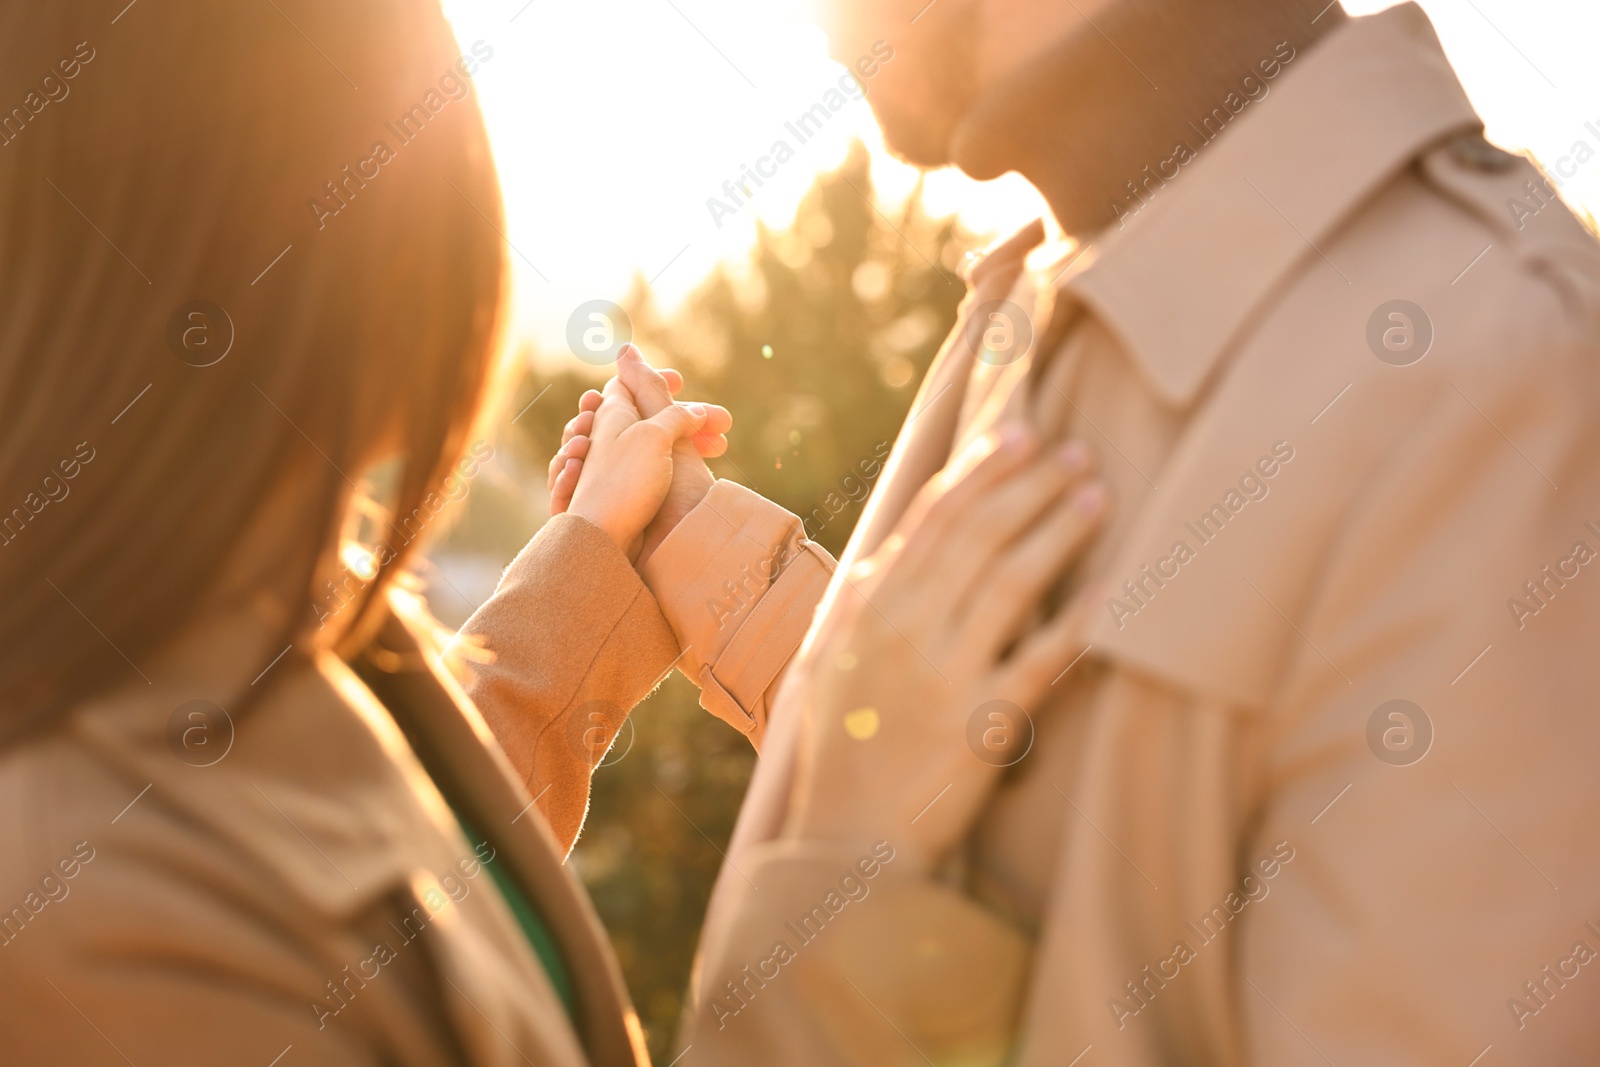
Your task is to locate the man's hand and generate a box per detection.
[548,345,730,526]
[563,371,723,561]
[611,346,732,565]
[786,425,1106,874]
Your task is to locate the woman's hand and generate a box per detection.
[549,345,732,564]
[563,367,727,562]
[547,388,604,517]
[786,425,1106,874]
[548,346,729,521]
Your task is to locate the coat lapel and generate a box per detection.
[839,219,1049,568]
[73,599,638,1067]
[358,606,651,1067]
[720,221,1050,868]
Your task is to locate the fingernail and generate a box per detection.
[1071,483,1106,515]
[686,402,707,418]
[1057,440,1090,472]
[619,343,638,360]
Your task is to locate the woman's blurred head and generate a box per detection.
[0,0,506,726]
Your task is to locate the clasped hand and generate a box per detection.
[546,344,731,564]
[547,357,1110,876]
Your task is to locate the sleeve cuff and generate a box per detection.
[641,480,834,745]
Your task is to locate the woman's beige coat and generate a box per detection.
[0,480,831,1066]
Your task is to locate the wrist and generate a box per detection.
[636,475,713,567]
[567,497,639,559]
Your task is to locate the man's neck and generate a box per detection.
[950,0,1346,237]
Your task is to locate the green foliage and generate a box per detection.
[497,141,974,1060]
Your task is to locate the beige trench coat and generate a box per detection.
[679,6,1600,1066]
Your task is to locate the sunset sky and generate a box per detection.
[438,0,1600,357]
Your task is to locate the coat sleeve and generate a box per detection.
[459,513,680,853]
[672,255,1030,1065]
[461,487,833,850]
[640,479,835,750]
[674,838,1033,1067]
[667,483,1033,1065]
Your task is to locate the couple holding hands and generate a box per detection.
[5,0,1600,1064]
[466,338,1101,1059]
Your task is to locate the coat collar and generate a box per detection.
[69,597,449,915]
[68,595,647,1066]
[1056,2,1480,409]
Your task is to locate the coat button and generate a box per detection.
[1447,132,1517,173]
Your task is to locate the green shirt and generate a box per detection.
[450,806,575,1018]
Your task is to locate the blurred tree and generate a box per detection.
[435,141,976,1061]
[648,142,967,560]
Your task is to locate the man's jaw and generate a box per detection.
[873,99,961,169]
[826,0,983,170]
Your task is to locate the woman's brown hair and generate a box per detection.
[0,0,506,729]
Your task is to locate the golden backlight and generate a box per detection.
[439,0,1600,357]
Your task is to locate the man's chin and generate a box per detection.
[873,103,956,169]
